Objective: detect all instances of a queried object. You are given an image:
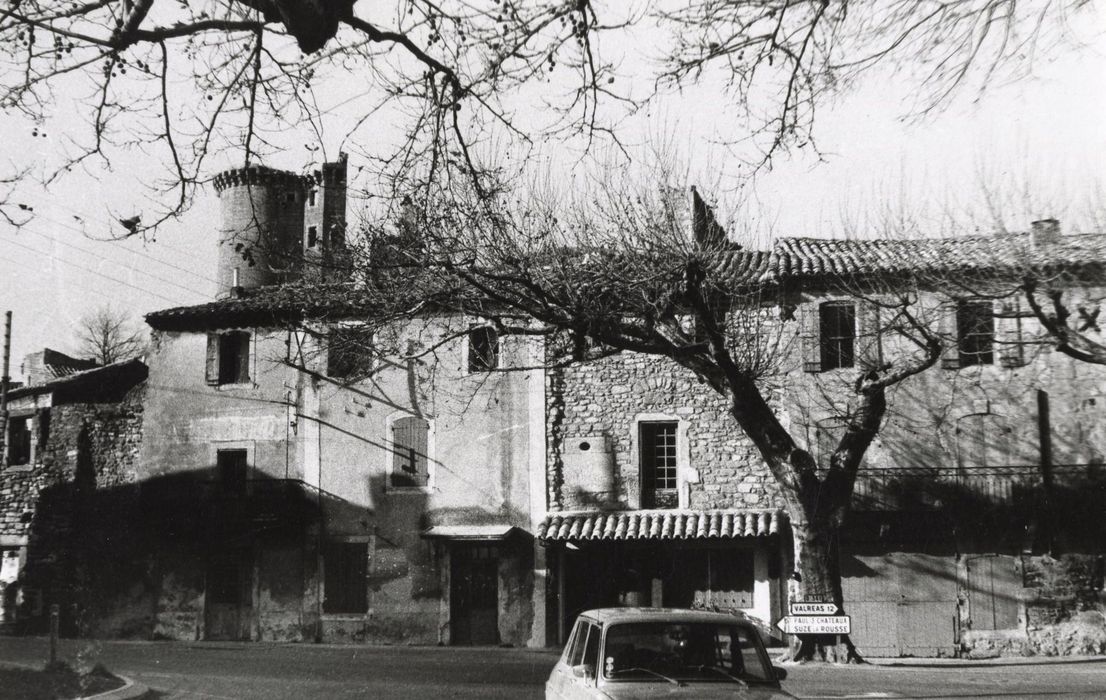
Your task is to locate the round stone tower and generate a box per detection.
[212,165,309,295]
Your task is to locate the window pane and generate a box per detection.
[820,303,855,370]
[582,623,601,669]
[641,422,678,509]
[958,301,994,366]
[467,328,499,372]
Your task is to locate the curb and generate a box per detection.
[80,674,148,700]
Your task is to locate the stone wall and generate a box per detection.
[1024,554,1106,655]
[547,351,782,512]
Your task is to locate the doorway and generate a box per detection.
[450,544,498,645]
[204,548,253,641]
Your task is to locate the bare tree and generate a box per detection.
[308,166,961,662]
[0,1,1093,232]
[74,306,148,364]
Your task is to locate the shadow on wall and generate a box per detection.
[11,464,373,639]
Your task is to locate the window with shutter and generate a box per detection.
[997,298,1026,368]
[391,416,429,487]
[799,303,822,373]
[857,301,883,368]
[957,301,995,367]
[819,302,856,370]
[213,331,252,385]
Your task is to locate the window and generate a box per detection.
[640,421,678,509]
[327,327,373,379]
[216,449,248,496]
[567,620,598,669]
[820,302,855,370]
[308,189,317,207]
[307,225,319,248]
[391,416,429,487]
[6,416,31,466]
[207,331,251,386]
[466,327,499,372]
[957,301,994,366]
[323,541,368,614]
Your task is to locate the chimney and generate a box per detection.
[1031,218,1061,246]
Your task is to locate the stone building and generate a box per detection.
[537,217,1106,656]
[134,157,548,646]
[0,352,146,632]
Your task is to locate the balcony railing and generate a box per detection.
[852,463,1106,511]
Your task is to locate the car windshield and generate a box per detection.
[601,621,772,683]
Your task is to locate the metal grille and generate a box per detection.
[957,301,994,366]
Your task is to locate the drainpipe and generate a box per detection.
[1,311,11,469]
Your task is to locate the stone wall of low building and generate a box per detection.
[546,351,782,512]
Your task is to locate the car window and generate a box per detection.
[602,621,772,683]
[566,620,588,666]
[582,623,601,670]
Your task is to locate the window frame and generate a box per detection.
[957,300,995,367]
[322,539,370,616]
[326,324,374,380]
[5,413,33,467]
[386,412,433,491]
[639,420,680,509]
[209,330,253,387]
[465,326,501,373]
[819,301,856,370]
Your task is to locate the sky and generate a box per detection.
[1,5,1104,380]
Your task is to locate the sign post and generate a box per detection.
[776,601,851,636]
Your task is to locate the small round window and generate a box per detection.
[578,441,591,452]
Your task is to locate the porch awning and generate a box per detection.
[537,510,784,542]
[421,525,519,541]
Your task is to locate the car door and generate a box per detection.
[563,621,602,700]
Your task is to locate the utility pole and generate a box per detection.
[0,310,11,468]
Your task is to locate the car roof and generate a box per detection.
[576,607,759,626]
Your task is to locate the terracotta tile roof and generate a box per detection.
[146,282,378,331]
[761,232,1106,282]
[537,509,783,541]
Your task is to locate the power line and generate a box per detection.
[10,225,212,299]
[3,236,188,306]
[29,213,222,289]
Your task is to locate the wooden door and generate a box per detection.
[204,549,253,641]
[842,552,957,657]
[966,555,1020,631]
[451,545,499,645]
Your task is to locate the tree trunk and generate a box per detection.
[780,516,864,664]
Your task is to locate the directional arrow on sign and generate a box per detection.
[789,602,839,615]
[775,615,851,635]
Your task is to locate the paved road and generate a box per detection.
[1,637,1105,699]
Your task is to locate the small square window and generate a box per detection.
[327,327,373,379]
[467,327,499,372]
[957,301,994,366]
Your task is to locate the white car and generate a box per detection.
[546,608,794,699]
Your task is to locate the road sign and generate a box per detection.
[775,615,851,635]
[789,602,839,615]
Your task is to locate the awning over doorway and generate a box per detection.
[421,524,519,541]
[537,510,784,542]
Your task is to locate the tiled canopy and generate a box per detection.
[537,510,784,542]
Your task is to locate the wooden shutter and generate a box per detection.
[940,302,960,370]
[857,301,883,369]
[205,333,219,385]
[799,302,822,373]
[392,417,429,485]
[242,332,254,382]
[997,297,1026,368]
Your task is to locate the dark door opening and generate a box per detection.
[205,548,253,641]
[451,544,498,645]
